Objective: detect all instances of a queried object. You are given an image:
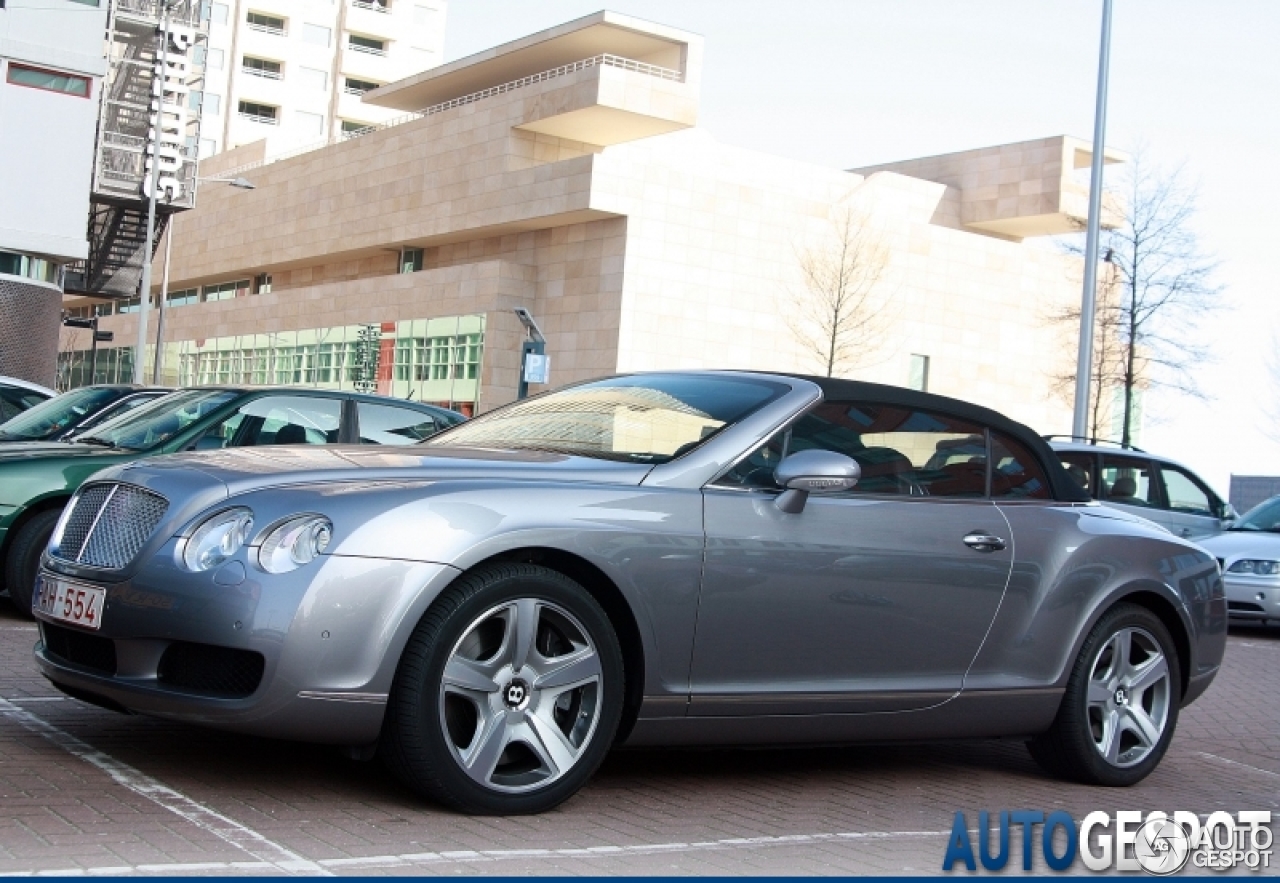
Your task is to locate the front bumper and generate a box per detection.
[33,555,459,744]
[1223,575,1280,622]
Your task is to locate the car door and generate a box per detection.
[689,400,1014,717]
[1157,463,1224,540]
[1099,454,1166,529]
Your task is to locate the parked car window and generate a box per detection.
[71,392,168,436]
[990,433,1051,499]
[1232,497,1280,532]
[199,396,342,449]
[430,374,788,463]
[1160,466,1215,517]
[357,402,438,445]
[716,401,990,498]
[0,387,45,422]
[1100,456,1159,508]
[0,386,127,440]
[77,389,239,451]
[1058,452,1095,495]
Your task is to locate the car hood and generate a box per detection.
[0,440,131,462]
[101,444,654,499]
[1198,530,1280,561]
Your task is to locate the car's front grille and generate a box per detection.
[40,623,118,675]
[53,483,168,570]
[157,642,265,698]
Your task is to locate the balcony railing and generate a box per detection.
[218,53,685,175]
[347,42,387,56]
[343,86,372,96]
[352,0,390,12]
[238,111,279,125]
[242,67,283,80]
[247,21,286,36]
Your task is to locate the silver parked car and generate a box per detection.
[1198,495,1280,625]
[1049,439,1234,541]
[32,372,1225,814]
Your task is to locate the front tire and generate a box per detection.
[381,563,624,814]
[1029,603,1181,786]
[4,509,62,618]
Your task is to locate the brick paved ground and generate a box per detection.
[0,600,1276,876]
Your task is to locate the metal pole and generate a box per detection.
[133,1,171,383]
[152,213,174,384]
[89,318,99,384]
[1071,0,1114,440]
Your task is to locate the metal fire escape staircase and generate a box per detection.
[65,0,205,300]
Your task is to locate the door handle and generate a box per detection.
[963,532,1006,552]
[1178,527,1192,538]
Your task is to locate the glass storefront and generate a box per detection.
[57,314,486,414]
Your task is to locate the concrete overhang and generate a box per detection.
[364,10,697,112]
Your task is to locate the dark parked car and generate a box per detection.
[0,376,54,422]
[31,372,1224,814]
[0,385,170,444]
[0,386,464,613]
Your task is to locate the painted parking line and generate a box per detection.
[1198,751,1280,779]
[0,830,952,876]
[0,698,330,877]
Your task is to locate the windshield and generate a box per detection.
[77,389,239,451]
[1233,497,1280,532]
[0,387,126,440]
[426,374,788,463]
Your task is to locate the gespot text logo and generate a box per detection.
[942,809,1273,874]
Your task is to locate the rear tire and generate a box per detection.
[381,563,624,814]
[1028,603,1181,786]
[4,510,61,619]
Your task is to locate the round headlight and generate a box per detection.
[1228,559,1280,576]
[181,507,254,572]
[257,515,333,574]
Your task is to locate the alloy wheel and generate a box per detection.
[438,598,603,793]
[1086,626,1171,768]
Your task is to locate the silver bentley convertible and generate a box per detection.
[32,372,1226,814]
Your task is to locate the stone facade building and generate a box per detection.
[62,11,1119,433]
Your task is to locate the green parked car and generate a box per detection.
[0,386,465,615]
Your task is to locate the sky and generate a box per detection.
[444,1,1279,496]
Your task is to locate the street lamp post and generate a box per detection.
[1071,0,1115,440]
[150,175,254,383]
[133,0,173,384]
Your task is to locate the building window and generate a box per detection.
[166,287,200,306]
[207,48,225,70]
[353,0,390,11]
[294,110,324,136]
[203,279,250,301]
[210,2,229,24]
[187,89,203,110]
[340,119,374,138]
[242,56,283,79]
[203,92,222,115]
[199,138,217,157]
[343,76,379,95]
[238,100,278,124]
[116,297,141,314]
[0,251,59,285]
[908,354,930,392]
[348,34,387,55]
[400,247,423,273]
[246,11,286,34]
[5,64,91,98]
[254,273,272,294]
[301,23,331,46]
[298,66,328,90]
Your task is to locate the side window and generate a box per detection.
[1160,466,1215,517]
[1100,456,1159,508]
[198,396,342,449]
[990,433,1051,499]
[357,402,439,445]
[714,401,989,498]
[1058,452,1095,495]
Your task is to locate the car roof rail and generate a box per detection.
[1042,434,1146,453]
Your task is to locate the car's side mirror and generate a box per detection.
[773,449,861,514]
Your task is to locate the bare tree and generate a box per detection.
[1049,267,1126,441]
[788,199,891,377]
[1058,152,1221,446]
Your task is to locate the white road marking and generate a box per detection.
[0,830,950,876]
[0,698,330,876]
[1198,750,1280,779]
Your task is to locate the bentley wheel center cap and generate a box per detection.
[503,678,531,710]
[1114,687,1128,706]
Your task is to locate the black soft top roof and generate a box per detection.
[774,373,1090,503]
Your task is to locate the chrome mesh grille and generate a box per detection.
[55,483,168,570]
